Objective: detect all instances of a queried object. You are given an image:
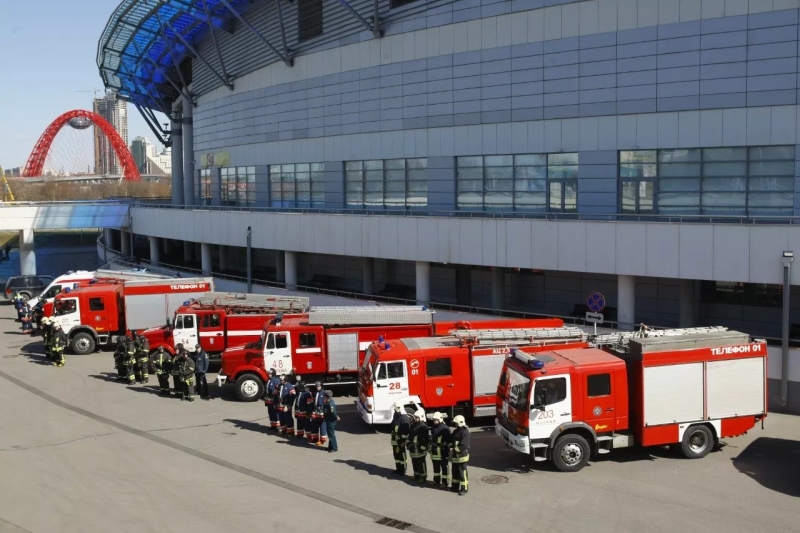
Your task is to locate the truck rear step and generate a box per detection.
[597,432,635,454]
[531,442,548,462]
[473,405,496,418]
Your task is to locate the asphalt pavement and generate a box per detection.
[0,303,799,533]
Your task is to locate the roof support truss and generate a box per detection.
[135,102,171,146]
[273,0,291,64]
[155,12,192,92]
[201,0,232,87]
[218,0,293,67]
[165,19,234,90]
[338,0,382,39]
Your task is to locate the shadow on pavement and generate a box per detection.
[732,437,800,497]
[88,372,128,384]
[224,418,271,435]
[126,385,166,396]
[334,459,433,487]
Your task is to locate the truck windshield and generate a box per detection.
[55,299,77,316]
[506,367,531,411]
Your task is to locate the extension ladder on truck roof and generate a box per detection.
[452,326,587,344]
[307,306,434,326]
[590,325,729,349]
[190,293,309,313]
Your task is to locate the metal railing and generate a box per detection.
[131,201,800,225]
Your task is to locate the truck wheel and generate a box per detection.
[71,332,96,355]
[235,373,264,402]
[680,425,714,459]
[552,434,591,472]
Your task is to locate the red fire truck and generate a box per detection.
[51,277,214,354]
[495,326,768,472]
[358,325,585,425]
[219,306,561,401]
[139,293,309,361]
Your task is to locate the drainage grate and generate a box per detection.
[481,475,509,485]
[376,517,413,530]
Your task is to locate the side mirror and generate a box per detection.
[166,317,172,328]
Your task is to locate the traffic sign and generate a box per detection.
[585,312,604,324]
[587,292,606,313]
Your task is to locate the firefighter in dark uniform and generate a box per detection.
[263,369,281,430]
[124,335,138,385]
[13,293,25,320]
[151,346,172,395]
[41,317,52,361]
[33,303,44,333]
[113,337,127,381]
[310,381,327,446]
[136,332,150,384]
[194,344,209,399]
[293,381,309,439]
[21,304,33,334]
[51,323,67,368]
[429,412,451,489]
[409,410,430,484]
[303,381,317,443]
[390,401,411,475]
[279,376,296,436]
[179,350,196,401]
[171,344,184,396]
[323,390,340,453]
[449,415,471,496]
[130,333,143,384]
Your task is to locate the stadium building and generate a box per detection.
[99,0,800,355]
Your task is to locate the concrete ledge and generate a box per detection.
[0,203,130,231]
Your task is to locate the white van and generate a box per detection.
[27,271,96,308]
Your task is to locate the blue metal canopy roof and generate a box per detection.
[97,0,248,112]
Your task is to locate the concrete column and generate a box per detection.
[679,279,698,328]
[276,251,285,283]
[218,245,228,271]
[170,111,184,206]
[618,275,636,331]
[163,238,171,255]
[18,229,36,275]
[120,230,131,256]
[491,268,505,312]
[148,236,161,263]
[182,101,194,206]
[416,261,430,306]
[363,258,375,295]
[183,241,194,262]
[285,251,297,290]
[201,243,212,275]
[456,266,471,306]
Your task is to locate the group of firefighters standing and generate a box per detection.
[113,334,210,401]
[391,402,472,496]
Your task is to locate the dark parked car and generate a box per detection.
[3,275,54,302]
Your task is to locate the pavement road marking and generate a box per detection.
[0,368,438,533]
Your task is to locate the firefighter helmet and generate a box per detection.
[453,415,466,427]
[393,401,404,413]
[431,412,443,422]
[157,346,165,352]
[269,368,276,377]
[414,409,425,420]
[176,343,184,351]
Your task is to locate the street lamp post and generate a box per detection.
[246,226,252,293]
[781,251,794,407]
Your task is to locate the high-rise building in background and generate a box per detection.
[130,136,171,175]
[93,91,128,175]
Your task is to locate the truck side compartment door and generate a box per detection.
[87,296,111,330]
[582,371,617,433]
[264,331,292,375]
[198,312,223,351]
[173,314,198,349]
[423,355,457,407]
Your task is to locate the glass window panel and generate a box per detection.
[345,161,362,171]
[748,161,794,177]
[385,181,406,193]
[749,146,795,161]
[296,163,310,172]
[270,165,281,175]
[485,192,513,208]
[457,167,483,181]
[513,191,547,209]
[486,178,513,192]
[659,163,701,177]
[385,159,405,170]
[515,178,546,193]
[620,163,657,178]
[549,181,562,210]
[457,156,483,167]
[659,149,700,163]
[310,171,325,182]
[658,192,701,206]
[659,178,701,192]
[548,165,579,179]
[748,192,793,207]
[296,171,310,184]
[246,166,255,174]
[749,177,794,192]
[620,150,656,163]
[514,154,546,166]
[385,169,405,183]
[703,147,747,162]
[703,162,747,176]
[406,169,427,182]
[702,192,746,207]
[514,165,546,180]
[564,182,577,211]
[407,158,427,169]
[365,170,383,181]
[485,155,513,166]
[408,180,428,193]
[702,177,746,192]
[365,181,384,192]
[485,166,513,180]
[457,179,483,193]
[281,164,295,173]
[548,153,578,165]
[639,181,654,212]
[311,163,324,172]
[345,170,362,183]
[364,160,383,170]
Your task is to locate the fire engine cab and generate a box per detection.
[495,326,768,472]
[358,323,581,425]
[139,293,309,361]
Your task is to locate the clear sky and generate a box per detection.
[0,0,165,169]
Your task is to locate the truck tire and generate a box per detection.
[71,332,96,355]
[680,425,714,459]
[235,373,264,402]
[552,434,591,473]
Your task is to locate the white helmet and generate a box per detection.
[41,317,49,324]
[431,412,443,422]
[453,415,466,427]
[414,409,425,420]
[393,401,404,412]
